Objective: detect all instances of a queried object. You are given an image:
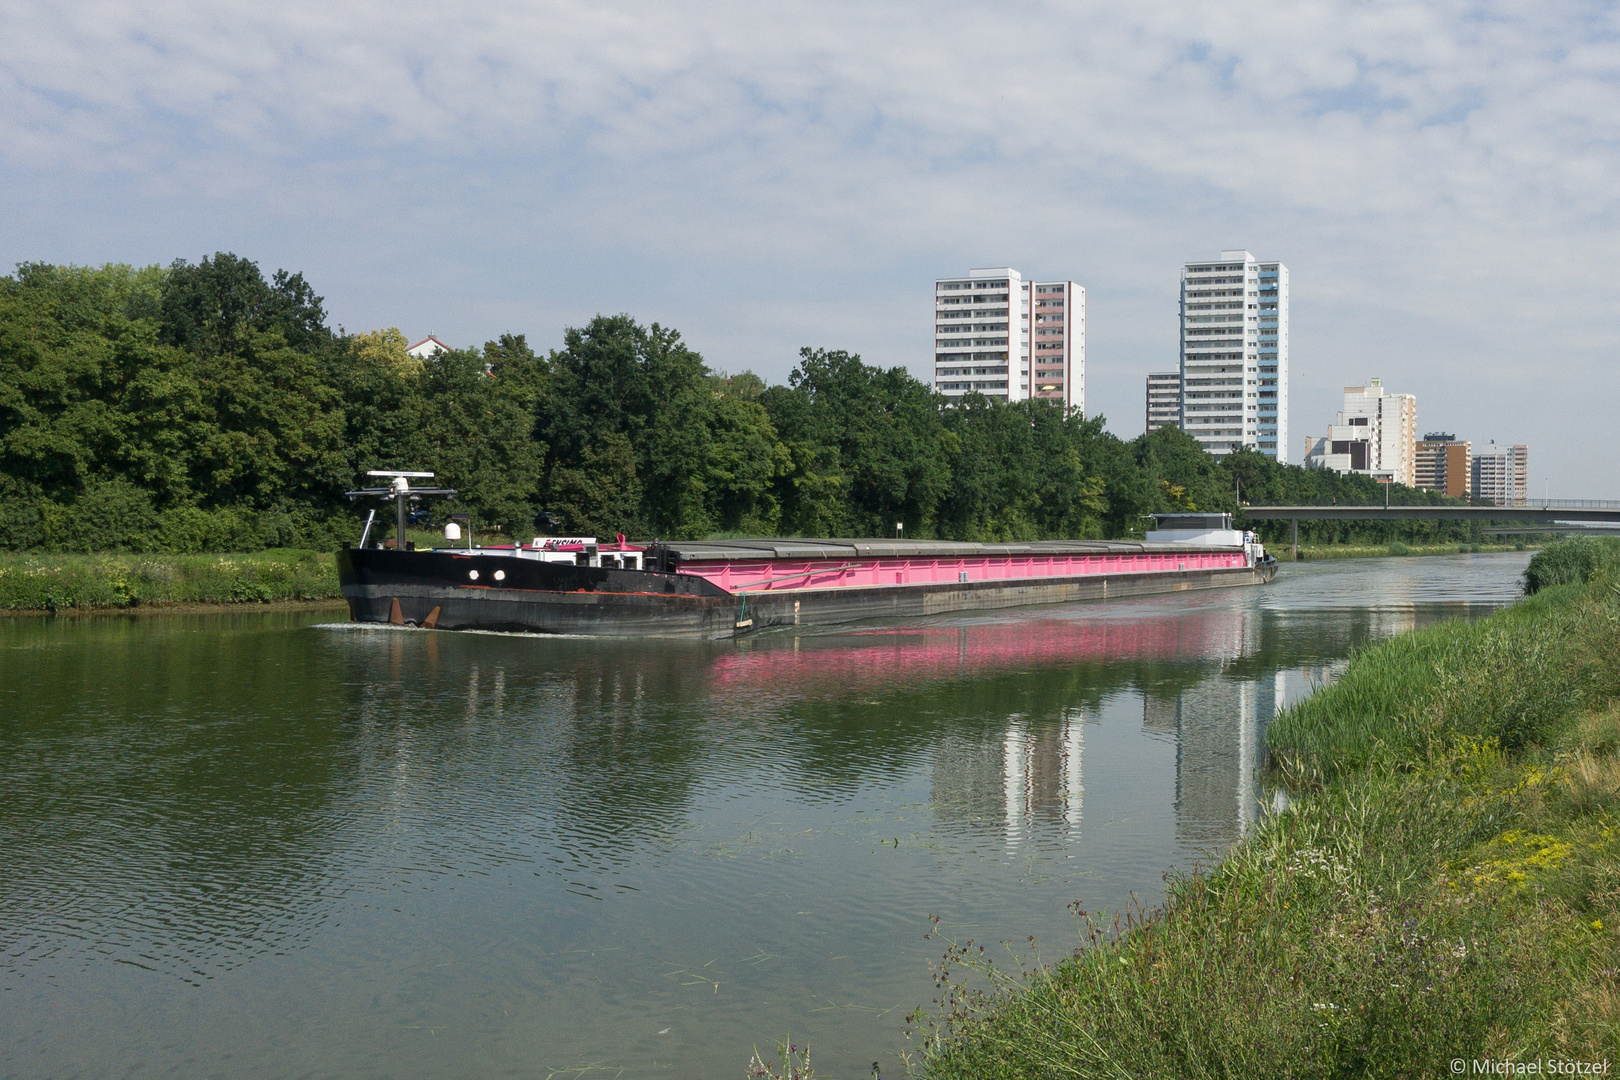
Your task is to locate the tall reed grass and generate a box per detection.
[1523,535,1620,594]
[1265,587,1588,784]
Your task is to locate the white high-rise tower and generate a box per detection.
[1178,251,1288,459]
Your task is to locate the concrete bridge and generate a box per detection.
[1241,501,1620,558]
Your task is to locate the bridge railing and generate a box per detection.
[1488,498,1620,510]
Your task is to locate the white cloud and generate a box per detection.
[2,0,1617,489]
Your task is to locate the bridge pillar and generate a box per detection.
[1292,518,1299,561]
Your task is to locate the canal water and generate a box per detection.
[1,552,1530,1078]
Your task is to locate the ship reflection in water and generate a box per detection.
[696,598,1425,858]
[0,552,1530,1080]
[337,595,1437,885]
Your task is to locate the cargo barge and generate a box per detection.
[336,480,1274,638]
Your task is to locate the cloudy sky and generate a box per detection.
[4,0,1617,493]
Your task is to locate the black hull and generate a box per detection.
[338,549,1276,639]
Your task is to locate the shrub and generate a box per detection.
[0,490,354,556]
[43,480,162,552]
[0,476,46,549]
[1387,541,1408,556]
[1524,536,1620,594]
[158,506,259,553]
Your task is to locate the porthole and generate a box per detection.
[494,570,506,582]
[468,569,479,581]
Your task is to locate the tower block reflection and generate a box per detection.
[933,708,1085,851]
[1145,670,1284,848]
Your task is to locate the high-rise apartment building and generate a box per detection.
[1472,442,1529,505]
[1179,250,1288,460]
[934,268,1084,412]
[1146,371,1181,433]
[1414,434,1471,498]
[1302,378,1418,485]
[1031,280,1084,411]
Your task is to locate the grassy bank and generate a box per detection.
[1291,540,1528,560]
[911,537,1620,1078]
[0,528,522,614]
[0,550,341,612]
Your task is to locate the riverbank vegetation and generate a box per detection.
[2,256,1494,554]
[908,537,1620,1078]
[0,550,339,611]
[1293,539,1529,560]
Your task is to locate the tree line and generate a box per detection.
[0,254,1475,553]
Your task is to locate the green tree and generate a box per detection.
[547,431,641,537]
[539,315,785,539]
[0,259,353,550]
[338,334,548,537]
[1135,425,1230,517]
[937,398,1107,540]
[159,253,333,358]
[762,348,950,536]
[0,255,1489,554]
[352,327,423,377]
